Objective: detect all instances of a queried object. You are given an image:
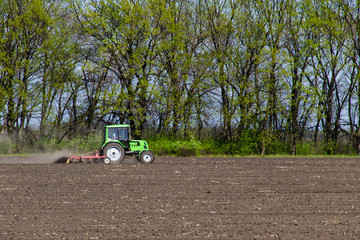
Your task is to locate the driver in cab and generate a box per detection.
[109,132,118,140]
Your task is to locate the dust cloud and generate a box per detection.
[0,150,73,164]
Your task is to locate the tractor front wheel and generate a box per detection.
[139,150,155,164]
[104,143,125,163]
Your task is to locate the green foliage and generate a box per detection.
[296,142,313,156]
[0,131,359,157]
[322,141,338,155]
[0,136,14,154]
[149,131,260,156]
[148,135,359,157]
[265,141,290,155]
[148,136,202,157]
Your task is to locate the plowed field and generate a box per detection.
[1,156,360,239]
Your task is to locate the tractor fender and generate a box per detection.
[137,150,143,159]
[137,150,147,160]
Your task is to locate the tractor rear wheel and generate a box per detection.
[139,150,155,164]
[104,143,125,163]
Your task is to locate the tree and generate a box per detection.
[284,0,312,155]
[254,0,288,154]
[202,0,238,141]
[72,0,159,138]
[0,0,53,145]
[228,0,267,140]
[308,1,349,153]
[342,0,360,154]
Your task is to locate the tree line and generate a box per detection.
[1,0,360,155]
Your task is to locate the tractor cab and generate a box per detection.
[105,125,131,149]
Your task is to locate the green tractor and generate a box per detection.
[100,124,155,164]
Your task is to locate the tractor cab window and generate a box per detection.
[118,128,129,140]
[108,128,118,140]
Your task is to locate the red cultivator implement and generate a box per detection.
[66,150,106,163]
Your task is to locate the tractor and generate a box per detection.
[101,124,154,164]
[67,124,155,164]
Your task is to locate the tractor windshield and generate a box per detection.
[107,127,129,141]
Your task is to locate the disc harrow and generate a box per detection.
[67,150,106,163]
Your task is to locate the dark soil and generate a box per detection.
[1,156,360,239]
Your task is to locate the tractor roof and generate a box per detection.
[106,124,130,128]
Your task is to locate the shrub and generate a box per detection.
[0,136,13,154]
[296,142,312,155]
